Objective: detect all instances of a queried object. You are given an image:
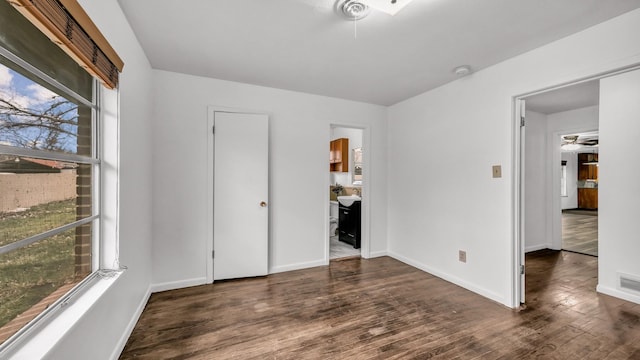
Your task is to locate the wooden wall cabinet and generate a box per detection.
[577,153,598,209]
[330,138,349,172]
[577,153,598,180]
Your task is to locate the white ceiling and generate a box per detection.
[525,80,600,114]
[118,0,640,106]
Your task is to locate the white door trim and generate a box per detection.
[512,98,525,307]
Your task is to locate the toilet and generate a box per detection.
[329,201,339,236]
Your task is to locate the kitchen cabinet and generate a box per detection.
[578,188,598,209]
[578,153,598,180]
[338,201,361,249]
[577,153,598,209]
[330,138,349,172]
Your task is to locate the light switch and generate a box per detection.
[492,165,502,178]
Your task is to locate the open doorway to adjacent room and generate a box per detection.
[517,78,601,305]
[329,125,363,260]
[559,130,599,257]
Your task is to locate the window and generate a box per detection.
[0,0,99,347]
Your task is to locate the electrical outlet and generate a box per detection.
[459,250,467,263]
[492,165,502,178]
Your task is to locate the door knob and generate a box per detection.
[260,201,267,207]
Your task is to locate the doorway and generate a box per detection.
[559,131,599,257]
[328,125,366,261]
[516,78,601,304]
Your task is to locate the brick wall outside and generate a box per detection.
[74,165,92,277]
[74,106,93,277]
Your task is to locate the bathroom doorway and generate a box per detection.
[329,125,363,260]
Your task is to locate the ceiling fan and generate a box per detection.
[307,0,414,18]
[561,134,599,151]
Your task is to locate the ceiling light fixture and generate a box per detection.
[561,135,581,151]
[561,143,581,151]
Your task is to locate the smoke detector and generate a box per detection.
[336,0,371,20]
[453,65,473,77]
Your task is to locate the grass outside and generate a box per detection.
[0,199,78,329]
[0,199,76,247]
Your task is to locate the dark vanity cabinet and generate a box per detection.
[338,201,361,249]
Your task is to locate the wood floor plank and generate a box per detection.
[562,210,598,256]
[120,253,640,359]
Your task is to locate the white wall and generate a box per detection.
[330,127,363,186]
[42,0,154,358]
[598,69,640,304]
[151,70,388,287]
[561,152,578,209]
[387,9,640,307]
[547,106,600,134]
[524,111,548,252]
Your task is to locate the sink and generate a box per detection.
[337,195,361,206]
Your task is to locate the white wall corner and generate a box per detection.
[150,277,208,294]
[387,251,509,307]
[525,244,550,253]
[366,250,388,258]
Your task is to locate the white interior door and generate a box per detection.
[214,112,269,280]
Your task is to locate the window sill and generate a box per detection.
[3,270,124,360]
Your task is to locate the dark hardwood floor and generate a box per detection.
[120,252,640,359]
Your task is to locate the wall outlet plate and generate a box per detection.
[459,250,467,263]
[492,165,502,178]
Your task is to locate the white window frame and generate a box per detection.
[0,43,110,356]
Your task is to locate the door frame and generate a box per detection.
[206,106,271,284]
[511,64,640,306]
[326,123,372,263]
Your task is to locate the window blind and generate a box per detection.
[7,0,124,89]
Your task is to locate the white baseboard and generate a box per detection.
[525,244,549,253]
[109,286,151,360]
[367,250,388,258]
[270,259,326,274]
[387,251,508,307]
[596,284,640,305]
[150,277,208,293]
